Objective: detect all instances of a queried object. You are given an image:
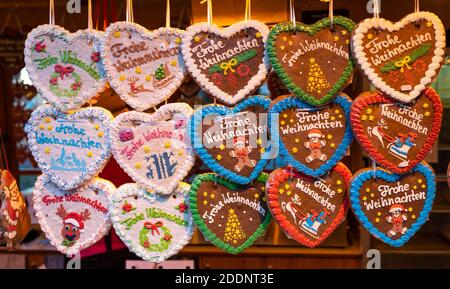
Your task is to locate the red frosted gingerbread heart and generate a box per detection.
[350,87,442,174]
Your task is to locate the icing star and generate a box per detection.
[255,32,262,38]
[292,147,298,153]
[280,45,286,51]
[210,194,215,199]
[283,114,288,119]
[135,67,142,74]
[345,39,350,44]
[47,125,53,131]
[286,191,292,196]
[365,188,371,193]
[361,115,368,121]
[175,37,182,44]
[295,138,300,144]
[289,119,294,124]
[145,75,152,81]
[113,31,121,38]
[375,218,380,223]
[424,111,430,117]
[330,143,335,148]
[203,191,208,197]
[164,142,171,148]
[44,147,51,154]
[411,215,416,219]
[170,60,177,66]
[280,120,286,125]
[426,21,432,27]
[203,200,208,205]
[143,146,151,153]
[366,108,372,114]
[337,188,343,194]
[422,103,429,109]
[97,131,104,137]
[282,36,287,41]
[135,162,142,169]
[334,36,339,42]
[327,134,333,140]
[119,75,126,81]
[219,144,225,150]
[216,154,222,160]
[260,147,265,153]
[178,150,184,156]
[39,125,45,130]
[194,36,201,42]
[256,139,263,145]
[44,117,52,123]
[87,151,93,157]
[408,207,413,212]
[341,30,347,36]
[369,115,375,121]
[288,40,293,46]
[336,180,342,185]
[367,34,373,40]
[94,124,100,130]
[254,193,259,199]
[362,196,367,201]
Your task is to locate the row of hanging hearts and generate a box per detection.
[21,9,445,259]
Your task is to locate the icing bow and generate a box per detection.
[54,64,74,80]
[395,56,412,73]
[144,221,163,236]
[220,58,237,75]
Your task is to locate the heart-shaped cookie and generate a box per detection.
[181,20,269,105]
[189,96,271,184]
[109,182,194,262]
[267,17,355,106]
[350,88,442,174]
[189,173,271,254]
[24,25,107,111]
[349,162,435,247]
[33,175,115,255]
[102,22,186,111]
[269,94,353,178]
[266,163,351,247]
[351,12,445,103]
[0,170,31,249]
[26,105,113,190]
[111,103,195,195]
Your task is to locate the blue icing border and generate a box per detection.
[188,96,271,184]
[268,94,353,178]
[349,163,436,247]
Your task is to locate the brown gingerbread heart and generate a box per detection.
[350,88,442,174]
[351,12,445,103]
[266,163,351,248]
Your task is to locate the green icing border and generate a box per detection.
[189,173,271,254]
[267,16,356,106]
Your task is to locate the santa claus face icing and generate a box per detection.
[24,25,106,111]
[26,105,113,190]
[189,96,271,184]
[267,17,355,106]
[269,94,353,178]
[0,170,31,249]
[181,20,269,105]
[266,163,351,247]
[351,12,445,103]
[102,22,186,111]
[189,173,271,254]
[350,162,435,247]
[111,103,194,194]
[33,175,115,255]
[109,183,194,263]
[350,88,442,174]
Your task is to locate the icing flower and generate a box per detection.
[35,40,46,52]
[163,234,172,241]
[176,202,188,213]
[91,52,101,63]
[211,72,222,85]
[236,64,250,77]
[122,201,135,214]
[49,77,58,85]
[143,240,150,248]
[71,81,82,91]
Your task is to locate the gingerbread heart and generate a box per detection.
[24,25,107,111]
[181,20,269,105]
[349,162,435,247]
[26,105,113,190]
[266,163,351,247]
[350,88,442,174]
[267,17,355,106]
[189,173,271,254]
[269,94,353,178]
[109,182,194,262]
[110,103,195,195]
[33,175,115,255]
[0,170,31,249]
[102,22,186,111]
[351,12,445,103]
[189,96,271,184]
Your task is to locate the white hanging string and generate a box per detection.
[414,0,420,12]
[329,0,334,30]
[126,0,134,23]
[49,0,55,25]
[88,0,93,31]
[373,0,380,19]
[289,0,296,29]
[244,0,251,21]
[200,0,213,25]
[166,0,171,28]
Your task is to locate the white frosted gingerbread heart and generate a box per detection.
[33,175,115,255]
[181,20,270,105]
[25,25,107,111]
[109,182,194,263]
[111,103,194,195]
[26,105,113,190]
[102,22,186,111]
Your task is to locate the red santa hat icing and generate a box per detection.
[64,212,85,231]
[234,137,245,146]
[389,204,405,213]
[308,129,323,138]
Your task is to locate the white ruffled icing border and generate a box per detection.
[110,103,195,195]
[109,182,194,263]
[181,20,270,105]
[101,22,187,111]
[33,174,115,256]
[352,12,445,103]
[25,104,114,190]
[24,24,107,112]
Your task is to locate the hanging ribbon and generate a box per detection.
[0,125,9,171]
[88,0,93,31]
[373,0,380,19]
[289,0,296,29]
[49,0,55,25]
[329,0,334,30]
[200,0,213,25]
[244,0,251,21]
[166,0,171,28]
[414,0,420,13]
[126,0,134,23]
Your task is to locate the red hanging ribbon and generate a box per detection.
[54,65,74,80]
[144,221,163,236]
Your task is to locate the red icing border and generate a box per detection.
[350,88,442,174]
[266,163,352,248]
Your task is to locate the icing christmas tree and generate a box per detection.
[155,64,166,80]
[306,58,330,94]
[223,208,246,244]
